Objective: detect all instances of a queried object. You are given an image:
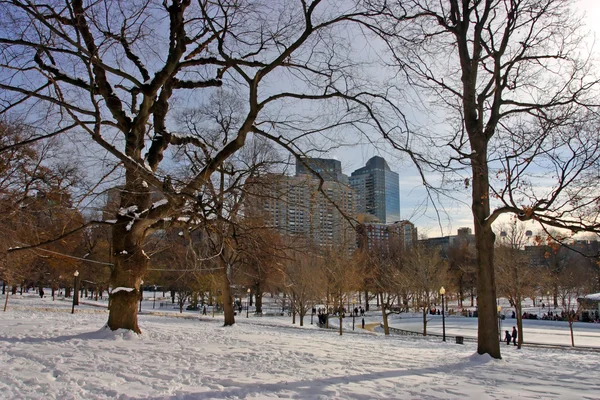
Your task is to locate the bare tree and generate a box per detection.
[495,220,537,349]
[404,245,448,336]
[446,238,476,308]
[0,119,83,308]
[366,0,600,358]
[322,244,361,335]
[0,1,390,332]
[557,264,589,347]
[283,247,325,327]
[361,241,407,335]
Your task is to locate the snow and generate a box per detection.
[1,294,599,399]
[118,205,138,216]
[151,199,168,209]
[583,293,600,301]
[111,287,135,293]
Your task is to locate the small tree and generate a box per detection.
[405,245,448,336]
[323,244,361,336]
[284,248,325,327]
[557,265,589,347]
[495,220,537,349]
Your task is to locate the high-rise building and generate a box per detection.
[349,156,400,224]
[246,162,356,250]
[295,157,348,183]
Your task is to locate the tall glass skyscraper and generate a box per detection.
[349,156,400,224]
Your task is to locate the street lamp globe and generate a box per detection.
[439,286,446,342]
[71,270,80,314]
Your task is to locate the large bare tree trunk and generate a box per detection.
[472,152,501,358]
[106,176,151,333]
[218,256,235,326]
[107,245,147,333]
[255,291,263,313]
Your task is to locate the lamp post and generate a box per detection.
[247,288,251,318]
[71,270,79,314]
[439,286,446,342]
[139,280,144,312]
[153,285,157,309]
[311,306,314,325]
[497,305,502,341]
[547,291,550,308]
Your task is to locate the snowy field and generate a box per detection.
[1,294,600,399]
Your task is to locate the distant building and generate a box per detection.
[349,156,400,224]
[357,219,417,251]
[420,227,474,251]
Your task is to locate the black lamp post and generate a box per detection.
[247,288,251,318]
[71,270,79,314]
[139,280,144,312]
[153,285,157,309]
[497,305,502,341]
[311,306,314,325]
[439,286,446,342]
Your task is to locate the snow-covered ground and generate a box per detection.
[1,294,600,399]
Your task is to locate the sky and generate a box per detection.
[1,293,599,399]
[324,0,600,238]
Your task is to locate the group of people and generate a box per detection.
[504,326,518,346]
[316,306,366,318]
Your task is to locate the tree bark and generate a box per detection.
[220,257,235,326]
[255,291,263,313]
[569,322,575,347]
[472,149,501,358]
[107,245,147,333]
[380,293,390,335]
[516,302,523,349]
[3,281,9,312]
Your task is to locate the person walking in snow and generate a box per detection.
[512,326,518,346]
[505,330,511,345]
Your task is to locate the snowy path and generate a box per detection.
[1,295,600,399]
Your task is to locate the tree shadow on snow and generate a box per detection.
[0,325,139,344]
[138,360,476,400]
